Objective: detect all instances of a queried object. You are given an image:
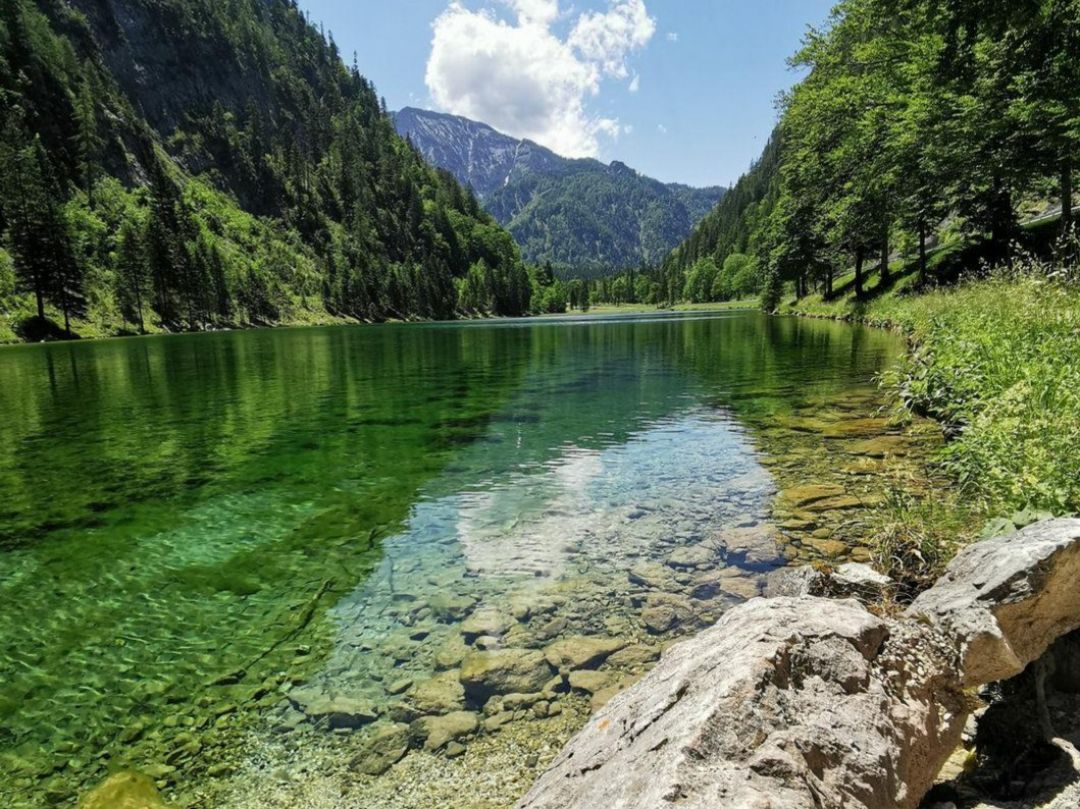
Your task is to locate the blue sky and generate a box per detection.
[298,1,834,187]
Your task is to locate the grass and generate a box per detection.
[782,240,1080,584]
[583,299,759,316]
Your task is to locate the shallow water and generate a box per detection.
[0,312,902,807]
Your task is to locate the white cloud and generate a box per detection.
[628,73,640,93]
[623,124,635,135]
[667,31,679,43]
[426,1,656,158]
[568,0,656,79]
[657,123,668,134]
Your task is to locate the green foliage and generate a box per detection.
[683,257,719,303]
[788,271,1080,518]
[670,0,1080,306]
[493,165,722,276]
[0,0,529,342]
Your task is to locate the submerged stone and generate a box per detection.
[78,771,171,809]
[350,723,410,776]
[568,670,613,695]
[460,649,554,700]
[410,711,478,752]
[406,671,466,716]
[821,418,893,438]
[460,609,513,642]
[778,484,846,508]
[543,636,625,673]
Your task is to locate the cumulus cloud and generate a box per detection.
[426,1,656,158]
[628,73,640,93]
[667,31,679,43]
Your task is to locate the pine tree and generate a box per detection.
[116,220,150,333]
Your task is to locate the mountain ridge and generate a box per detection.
[393,107,725,276]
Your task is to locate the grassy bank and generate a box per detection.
[583,299,759,316]
[781,263,1080,581]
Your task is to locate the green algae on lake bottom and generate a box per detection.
[0,312,939,808]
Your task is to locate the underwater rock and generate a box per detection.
[665,545,715,570]
[349,723,410,776]
[607,644,660,669]
[712,525,783,567]
[429,595,477,623]
[803,495,866,513]
[543,636,625,673]
[78,771,171,809]
[641,605,677,634]
[409,710,478,752]
[778,483,846,508]
[461,609,513,643]
[848,436,911,458]
[567,670,613,695]
[434,636,470,670]
[460,649,554,701]
[406,671,466,716]
[627,562,676,590]
[303,695,379,729]
[821,417,893,438]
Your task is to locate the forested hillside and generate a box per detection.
[666,0,1079,307]
[0,0,533,342]
[394,107,725,276]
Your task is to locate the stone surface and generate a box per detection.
[520,520,1080,809]
[627,562,675,590]
[778,483,846,508]
[409,711,478,752]
[459,649,553,701]
[406,671,466,716]
[908,518,1080,686]
[349,723,410,776]
[666,545,715,569]
[543,636,625,672]
[289,690,378,729]
[712,525,783,567]
[460,609,513,642]
[832,563,895,601]
[517,597,965,809]
[78,771,171,809]
[567,670,613,695]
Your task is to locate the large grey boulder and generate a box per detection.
[908,518,1080,685]
[517,519,1080,809]
[517,597,965,809]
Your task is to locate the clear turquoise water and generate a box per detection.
[0,312,901,806]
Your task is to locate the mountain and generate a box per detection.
[0,0,531,342]
[664,133,782,277]
[393,107,726,277]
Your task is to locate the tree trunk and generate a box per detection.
[918,218,929,287]
[35,284,45,320]
[825,268,833,299]
[1063,153,1074,266]
[854,248,865,299]
[990,176,1013,268]
[880,229,890,286]
[62,291,71,337]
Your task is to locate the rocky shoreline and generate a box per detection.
[517,519,1080,809]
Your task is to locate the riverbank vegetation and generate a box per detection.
[656,0,1080,579]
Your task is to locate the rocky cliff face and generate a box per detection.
[393,108,726,274]
[518,519,1080,809]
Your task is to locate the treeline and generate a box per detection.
[667,0,1080,307]
[0,0,537,341]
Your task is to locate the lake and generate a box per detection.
[0,311,914,808]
